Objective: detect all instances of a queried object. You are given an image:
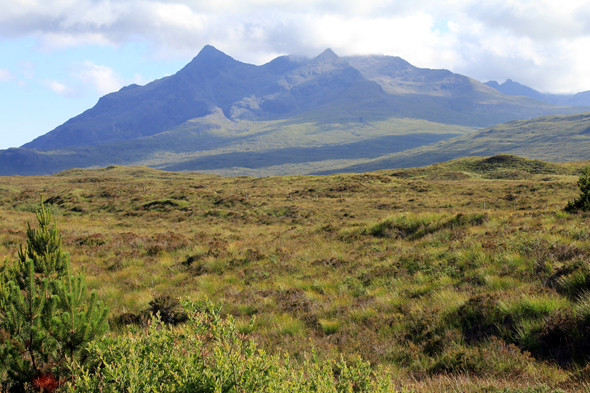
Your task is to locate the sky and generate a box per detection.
[2,0,590,149]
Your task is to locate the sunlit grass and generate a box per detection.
[499,293,570,320]
[1,158,589,390]
[319,319,341,335]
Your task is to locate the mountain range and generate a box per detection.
[485,79,590,107]
[1,45,589,176]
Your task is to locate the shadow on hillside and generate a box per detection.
[159,133,460,171]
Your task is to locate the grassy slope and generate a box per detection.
[5,106,590,178]
[0,115,475,176]
[3,156,590,391]
[326,112,590,174]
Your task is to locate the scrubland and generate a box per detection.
[2,155,590,392]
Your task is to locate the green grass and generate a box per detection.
[329,112,590,174]
[2,157,590,390]
[0,116,476,176]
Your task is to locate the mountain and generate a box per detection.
[3,45,590,176]
[321,111,590,174]
[485,79,590,107]
[23,45,302,149]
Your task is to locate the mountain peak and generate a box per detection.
[198,44,225,56]
[179,45,239,76]
[315,48,339,61]
[484,81,501,89]
[190,45,236,65]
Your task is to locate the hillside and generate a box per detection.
[0,116,472,176]
[325,111,590,174]
[2,45,588,176]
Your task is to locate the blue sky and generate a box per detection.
[0,37,186,148]
[2,0,590,150]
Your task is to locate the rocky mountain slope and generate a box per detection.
[2,45,589,176]
[485,79,590,107]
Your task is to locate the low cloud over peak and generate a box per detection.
[1,0,590,93]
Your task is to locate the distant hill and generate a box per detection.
[485,79,590,107]
[321,111,590,174]
[2,45,590,176]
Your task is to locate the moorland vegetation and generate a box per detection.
[3,155,590,391]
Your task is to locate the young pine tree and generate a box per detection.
[0,199,109,392]
[565,166,590,212]
[17,199,69,285]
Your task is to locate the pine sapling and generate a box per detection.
[0,198,109,391]
[0,260,55,389]
[565,166,590,212]
[16,197,69,285]
[46,263,109,369]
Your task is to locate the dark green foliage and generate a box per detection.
[565,166,590,212]
[1,261,52,389]
[46,264,109,366]
[0,199,108,391]
[0,198,70,323]
[16,197,69,285]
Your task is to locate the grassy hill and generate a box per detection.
[3,156,590,390]
[325,111,590,174]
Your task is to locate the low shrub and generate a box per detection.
[457,294,505,343]
[65,300,403,393]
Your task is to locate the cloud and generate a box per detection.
[0,68,16,82]
[35,61,144,98]
[74,61,124,95]
[1,0,590,92]
[44,79,77,97]
[464,0,590,42]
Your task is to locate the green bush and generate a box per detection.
[66,300,404,393]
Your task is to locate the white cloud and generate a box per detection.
[44,79,77,96]
[1,0,590,92]
[130,72,148,85]
[74,61,124,95]
[0,68,15,82]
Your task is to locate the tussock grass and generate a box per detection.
[2,159,590,390]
